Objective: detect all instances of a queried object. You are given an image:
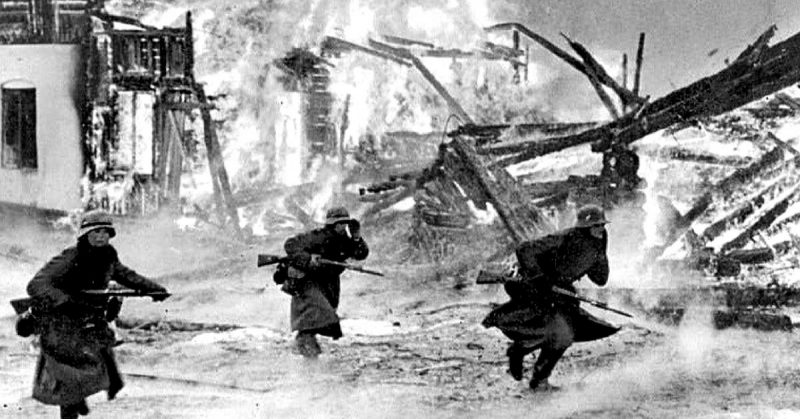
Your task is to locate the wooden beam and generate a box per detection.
[699,177,785,242]
[196,84,243,239]
[622,53,628,91]
[448,136,552,243]
[489,26,800,166]
[709,182,800,253]
[485,23,643,107]
[561,32,641,108]
[161,102,214,111]
[633,33,645,97]
[325,36,411,67]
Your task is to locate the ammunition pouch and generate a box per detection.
[273,262,289,285]
[280,266,307,296]
[105,297,123,322]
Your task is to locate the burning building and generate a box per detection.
[0,0,216,216]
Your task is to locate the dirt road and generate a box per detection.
[2,215,800,418]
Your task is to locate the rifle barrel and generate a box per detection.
[81,290,172,297]
[319,258,385,277]
[551,286,633,318]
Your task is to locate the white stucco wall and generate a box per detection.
[0,45,83,212]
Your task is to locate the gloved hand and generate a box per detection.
[349,219,361,239]
[308,254,322,268]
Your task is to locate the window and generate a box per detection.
[2,87,37,169]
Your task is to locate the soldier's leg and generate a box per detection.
[507,340,538,381]
[59,404,79,419]
[76,399,89,416]
[530,313,574,391]
[294,331,321,358]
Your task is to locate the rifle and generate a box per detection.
[475,269,633,318]
[257,253,384,277]
[9,290,171,315]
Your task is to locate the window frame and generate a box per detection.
[1,85,37,170]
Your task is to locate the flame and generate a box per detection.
[640,151,665,247]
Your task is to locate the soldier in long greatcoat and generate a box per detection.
[283,207,369,358]
[482,204,619,391]
[26,210,169,419]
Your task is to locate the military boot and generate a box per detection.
[506,345,524,381]
[295,332,322,358]
[76,399,89,416]
[529,377,561,392]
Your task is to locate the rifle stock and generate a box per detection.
[257,254,287,267]
[476,269,510,284]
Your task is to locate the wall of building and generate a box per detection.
[0,44,83,212]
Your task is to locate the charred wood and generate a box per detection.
[724,247,774,264]
[381,34,435,48]
[773,92,800,112]
[561,32,628,113]
[733,25,776,65]
[197,85,242,239]
[486,23,643,107]
[530,190,570,208]
[766,132,800,158]
[709,182,800,253]
[361,186,415,220]
[453,121,599,147]
[651,148,753,166]
[460,26,800,167]
[700,177,785,242]
[715,146,784,195]
[633,33,645,97]
[322,36,410,66]
[448,137,552,242]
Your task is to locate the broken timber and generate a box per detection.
[478,25,800,167]
[196,85,243,239]
[448,137,552,243]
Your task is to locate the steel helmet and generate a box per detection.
[575,204,609,228]
[78,209,116,238]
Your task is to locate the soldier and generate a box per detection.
[283,207,369,358]
[482,204,620,392]
[26,210,169,419]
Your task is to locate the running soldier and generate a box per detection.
[482,204,620,391]
[25,210,169,418]
[283,207,369,358]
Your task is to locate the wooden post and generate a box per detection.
[165,110,185,201]
[184,12,194,80]
[633,33,645,98]
[512,30,521,84]
[338,95,350,194]
[622,53,628,91]
[196,84,243,239]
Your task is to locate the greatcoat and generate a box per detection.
[482,227,619,344]
[284,226,369,338]
[26,240,165,406]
